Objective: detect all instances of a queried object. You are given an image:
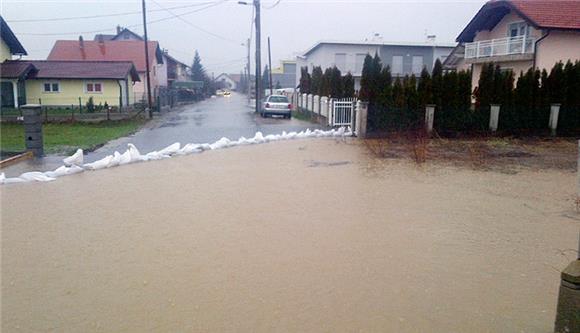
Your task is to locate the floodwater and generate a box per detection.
[1,138,578,332]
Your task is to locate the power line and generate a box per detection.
[263,0,282,9]
[16,0,232,36]
[6,2,216,23]
[150,0,239,44]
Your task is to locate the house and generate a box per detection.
[296,40,455,90]
[1,60,140,108]
[452,0,580,88]
[47,38,166,103]
[1,16,28,107]
[164,52,190,87]
[271,60,297,89]
[215,73,237,90]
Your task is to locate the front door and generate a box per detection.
[1,81,15,108]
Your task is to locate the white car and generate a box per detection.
[261,95,292,119]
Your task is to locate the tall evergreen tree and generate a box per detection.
[359,54,374,101]
[262,66,270,91]
[377,65,393,107]
[190,50,206,82]
[299,67,311,94]
[431,59,443,108]
[330,66,343,98]
[311,66,323,95]
[392,77,405,108]
[343,72,355,97]
[417,66,432,107]
[321,67,333,96]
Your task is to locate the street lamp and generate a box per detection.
[238,0,261,113]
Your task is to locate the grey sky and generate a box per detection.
[1,0,485,75]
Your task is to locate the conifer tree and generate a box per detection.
[417,66,432,107]
[299,67,311,94]
[343,72,355,97]
[311,66,323,95]
[359,54,374,102]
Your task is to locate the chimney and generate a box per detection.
[79,35,84,49]
[116,25,122,34]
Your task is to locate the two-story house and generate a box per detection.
[1,16,27,108]
[451,0,580,88]
[47,37,164,103]
[296,40,455,90]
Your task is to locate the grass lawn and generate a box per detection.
[0,120,146,155]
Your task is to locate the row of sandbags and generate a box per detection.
[0,127,352,185]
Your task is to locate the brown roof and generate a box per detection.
[458,0,580,42]
[1,60,140,81]
[0,61,35,79]
[47,40,162,72]
[508,0,580,30]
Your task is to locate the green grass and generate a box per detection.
[292,110,314,122]
[1,120,146,155]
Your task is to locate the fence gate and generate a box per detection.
[332,98,356,127]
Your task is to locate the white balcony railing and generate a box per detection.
[465,36,535,59]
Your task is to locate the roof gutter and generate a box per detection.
[533,29,550,70]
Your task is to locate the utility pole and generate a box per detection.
[142,0,153,118]
[246,38,251,105]
[267,36,273,95]
[254,0,261,113]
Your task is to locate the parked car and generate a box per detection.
[223,90,231,97]
[261,95,292,119]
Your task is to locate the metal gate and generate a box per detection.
[331,98,356,127]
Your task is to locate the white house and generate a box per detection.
[215,73,237,91]
[296,40,455,91]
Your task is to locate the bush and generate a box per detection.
[86,97,95,113]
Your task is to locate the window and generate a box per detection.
[85,82,103,93]
[412,56,423,74]
[334,53,346,71]
[508,21,529,37]
[43,82,59,93]
[392,56,403,75]
[355,53,366,74]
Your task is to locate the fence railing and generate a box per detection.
[294,92,357,127]
[465,36,535,59]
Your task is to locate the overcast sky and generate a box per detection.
[1,0,485,75]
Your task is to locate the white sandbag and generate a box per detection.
[44,165,84,178]
[18,172,56,182]
[63,149,84,166]
[127,144,143,162]
[84,155,114,170]
[3,177,27,184]
[177,143,202,155]
[198,143,212,151]
[253,132,265,143]
[210,137,231,150]
[157,143,181,156]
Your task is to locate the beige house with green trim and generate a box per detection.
[1,60,140,108]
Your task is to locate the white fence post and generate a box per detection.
[549,103,561,137]
[489,104,500,132]
[425,105,435,134]
[328,98,334,126]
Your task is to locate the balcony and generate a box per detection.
[465,36,535,61]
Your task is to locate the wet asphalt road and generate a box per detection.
[3,93,323,177]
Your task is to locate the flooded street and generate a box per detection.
[2,138,579,332]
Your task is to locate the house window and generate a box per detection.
[334,53,346,71]
[85,82,103,93]
[392,56,403,75]
[412,56,423,74]
[508,21,529,37]
[43,82,60,93]
[355,53,366,74]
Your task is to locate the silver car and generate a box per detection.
[261,95,292,119]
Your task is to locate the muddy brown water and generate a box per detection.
[1,138,579,332]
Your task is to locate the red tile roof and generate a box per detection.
[1,60,140,81]
[458,0,580,42]
[47,40,161,72]
[508,0,580,30]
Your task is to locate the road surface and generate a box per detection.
[2,139,578,332]
[3,92,322,176]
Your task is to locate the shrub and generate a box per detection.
[86,97,95,113]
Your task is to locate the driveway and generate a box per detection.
[3,92,322,176]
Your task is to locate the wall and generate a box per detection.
[471,60,532,90]
[473,11,541,42]
[1,39,12,62]
[536,31,580,72]
[296,43,382,82]
[26,79,122,106]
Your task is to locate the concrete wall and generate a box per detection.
[25,77,132,107]
[536,31,580,71]
[0,39,12,62]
